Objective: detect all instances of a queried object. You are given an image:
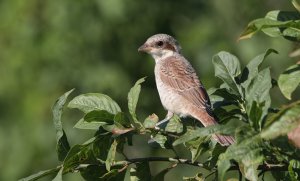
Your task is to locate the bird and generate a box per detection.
[138,33,235,146]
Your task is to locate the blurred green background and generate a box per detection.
[0,0,298,180]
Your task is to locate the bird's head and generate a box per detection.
[138,34,181,60]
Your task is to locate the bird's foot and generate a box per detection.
[154,118,170,130]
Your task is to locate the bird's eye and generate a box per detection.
[156,41,164,47]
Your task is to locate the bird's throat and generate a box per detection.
[151,49,174,63]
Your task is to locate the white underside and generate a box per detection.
[152,51,191,117]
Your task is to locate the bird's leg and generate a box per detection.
[155,111,174,129]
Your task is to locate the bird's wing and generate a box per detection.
[159,56,212,111]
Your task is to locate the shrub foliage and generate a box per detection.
[20,2,300,181]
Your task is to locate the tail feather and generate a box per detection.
[191,109,235,146]
[212,134,235,146]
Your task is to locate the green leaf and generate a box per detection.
[74,118,107,130]
[18,167,61,181]
[52,89,74,161]
[80,165,126,181]
[217,136,264,181]
[217,154,231,181]
[241,49,277,88]
[152,134,168,149]
[186,136,210,163]
[105,139,118,171]
[261,101,300,139]
[74,110,115,130]
[278,64,300,100]
[206,144,226,169]
[84,110,114,124]
[292,0,300,12]
[114,112,131,127]
[152,167,173,181]
[92,133,113,161]
[289,160,300,181]
[130,162,152,181]
[63,144,93,171]
[239,10,300,42]
[143,114,159,129]
[68,93,121,114]
[248,101,263,129]
[80,165,106,181]
[100,167,126,180]
[62,134,111,172]
[128,77,146,128]
[52,167,63,181]
[183,173,204,181]
[245,68,272,130]
[173,123,235,146]
[240,149,264,181]
[212,51,242,95]
[165,115,183,133]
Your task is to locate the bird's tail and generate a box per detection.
[191,109,235,146]
[212,134,235,146]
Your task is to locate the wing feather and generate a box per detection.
[159,56,212,111]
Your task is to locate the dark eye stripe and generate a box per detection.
[164,42,176,52]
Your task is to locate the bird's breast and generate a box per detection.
[154,64,188,115]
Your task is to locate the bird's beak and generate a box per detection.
[138,43,152,53]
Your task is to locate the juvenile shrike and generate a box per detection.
[138,34,234,146]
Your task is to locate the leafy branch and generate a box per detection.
[19,2,300,181]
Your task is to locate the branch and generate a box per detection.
[126,157,203,167]
[124,157,288,172]
[75,156,289,174]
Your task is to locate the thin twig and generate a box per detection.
[78,156,289,174]
[125,157,204,167]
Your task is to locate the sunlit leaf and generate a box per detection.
[165,115,183,133]
[18,167,61,181]
[213,51,242,95]
[52,167,63,181]
[239,149,264,181]
[261,101,300,139]
[288,159,300,180]
[217,136,263,181]
[152,134,168,149]
[128,77,146,129]
[143,114,159,129]
[292,0,300,12]
[239,10,300,42]
[241,49,277,88]
[52,89,74,161]
[217,154,231,181]
[183,173,204,181]
[105,139,118,171]
[68,93,121,114]
[278,64,300,100]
